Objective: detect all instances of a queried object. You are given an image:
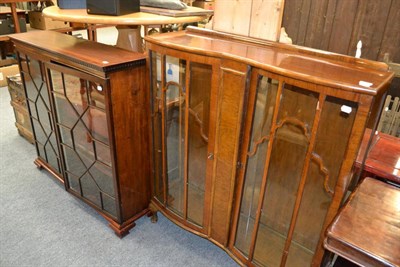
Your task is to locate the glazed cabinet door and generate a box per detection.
[46,63,118,220]
[231,71,360,266]
[17,51,62,179]
[150,50,217,231]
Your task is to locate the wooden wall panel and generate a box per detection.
[318,0,338,51]
[213,0,284,41]
[348,0,392,61]
[295,0,312,46]
[327,0,359,55]
[303,0,330,48]
[249,0,285,41]
[282,0,400,63]
[378,0,400,62]
[213,0,252,37]
[281,0,303,44]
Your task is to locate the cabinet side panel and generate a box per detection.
[109,65,151,221]
[211,61,248,246]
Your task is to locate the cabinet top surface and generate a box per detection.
[145,28,394,95]
[10,31,146,72]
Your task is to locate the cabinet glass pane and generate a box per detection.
[286,97,357,266]
[187,62,212,226]
[253,84,318,267]
[49,69,116,218]
[150,51,164,203]
[165,56,186,216]
[21,56,61,174]
[235,76,278,256]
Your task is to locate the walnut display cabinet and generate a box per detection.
[145,27,394,266]
[11,31,151,237]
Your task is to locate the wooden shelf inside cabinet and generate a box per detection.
[145,27,394,267]
[10,30,151,237]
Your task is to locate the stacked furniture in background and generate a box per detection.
[7,73,34,143]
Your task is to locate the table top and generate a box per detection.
[43,6,209,26]
[324,177,400,267]
[356,129,400,184]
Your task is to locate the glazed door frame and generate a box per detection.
[16,48,63,181]
[229,68,374,266]
[148,45,220,235]
[45,61,122,223]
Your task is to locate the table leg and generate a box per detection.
[87,24,98,42]
[10,3,20,33]
[116,25,143,53]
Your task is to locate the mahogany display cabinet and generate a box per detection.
[145,27,394,266]
[10,31,151,237]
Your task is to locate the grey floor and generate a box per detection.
[0,84,238,266]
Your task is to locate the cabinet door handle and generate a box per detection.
[97,85,103,92]
[208,152,214,160]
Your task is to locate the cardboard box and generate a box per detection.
[193,1,214,10]
[28,11,69,30]
[0,59,20,87]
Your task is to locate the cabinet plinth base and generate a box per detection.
[34,158,64,184]
[109,221,136,238]
[104,209,151,238]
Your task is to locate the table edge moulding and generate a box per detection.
[10,30,151,237]
[42,6,211,52]
[144,26,394,267]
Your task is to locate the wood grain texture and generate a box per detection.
[109,66,151,222]
[42,6,208,25]
[249,0,284,41]
[296,0,312,46]
[146,28,393,266]
[325,177,400,267]
[210,60,248,246]
[327,0,359,55]
[213,0,252,36]
[318,0,338,51]
[348,0,392,60]
[145,28,393,95]
[281,0,304,44]
[355,129,400,184]
[378,0,400,62]
[282,0,400,63]
[303,0,329,48]
[10,30,146,78]
[13,31,151,237]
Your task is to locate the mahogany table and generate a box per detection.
[324,177,400,267]
[355,129,400,185]
[42,6,211,52]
